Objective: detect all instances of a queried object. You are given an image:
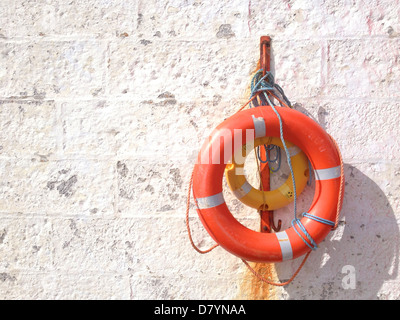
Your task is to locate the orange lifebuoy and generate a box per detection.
[192,106,344,263]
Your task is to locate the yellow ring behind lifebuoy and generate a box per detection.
[225,136,309,211]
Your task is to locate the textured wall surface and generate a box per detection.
[0,0,399,300]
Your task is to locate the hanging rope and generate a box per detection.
[241,252,311,287]
[329,135,345,230]
[249,69,291,173]
[185,170,219,254]
[249,69,292,109]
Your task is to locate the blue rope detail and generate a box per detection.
[249,68,334,251]
[249,69,292,108]
[302,212,335,227]
[249,69,289,171]
[292,213,335,250]
[291,217,318,250]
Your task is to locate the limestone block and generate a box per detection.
[131,274,241,299]
[61,100,134,159]
[60,98,228,160]
[0,271,130,299]
[135,0,248,40]
[247,0,400,39]
[271,39,322,99]
[0,0,400,301]
[116,158,190,215]
[325,39,400,98]
[107,39,255,101]
[292,100,400,161]
[48,215,243,280]
[0,100,57,159]
[1,0,137,38]
[0,217,53,271]
[0,159,115,215]
[0,40,106,98]
[50,217,139,273]
[127,216,244,278]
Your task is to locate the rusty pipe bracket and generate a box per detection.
[260,36,271,76]
[258,36,282,233]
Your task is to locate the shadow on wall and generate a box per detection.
[277,164,399,299]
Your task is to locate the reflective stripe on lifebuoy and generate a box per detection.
[192,106,344,263]
[224,136,309,211]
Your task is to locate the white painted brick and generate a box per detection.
[271,40,322,98]
[327,0,400,38]
[134,0,400,41]
[131,274,241,299]
[1,0,137,38]
[135,0,249,40]
[51,217,139,273]
[1,0,400,301]
[129,216,244,278]
[293,100,400,161]
[54,1,138,38]
[246,0,325,39]
[1,0,59,38]
[0,159,115,215]
[0,271,131,299]
[278,214,400,299]
[325,39,400,98]
[0,41,106,99]
[343,162,400,221]
[47,215,244,280]
[107,37,323,101]
[378,281,400,300]
[0,217,53,271]
[107,39,255,101]
[116,158,190,215]
[115,154,255,223]
[0,100,57,159]
[61,99,229,160]
[248,0,400,39]
[61,100,131,159]
[50,272,131,299]
[124,99,235,160]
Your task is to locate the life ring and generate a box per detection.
[192,106,344,262]
[225,136,309,211]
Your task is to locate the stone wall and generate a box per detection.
[0,0,399,299]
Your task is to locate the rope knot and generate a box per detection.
[291,212,336,251]
[250,69,291,108]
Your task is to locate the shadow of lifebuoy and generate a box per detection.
[276,163,399,299]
